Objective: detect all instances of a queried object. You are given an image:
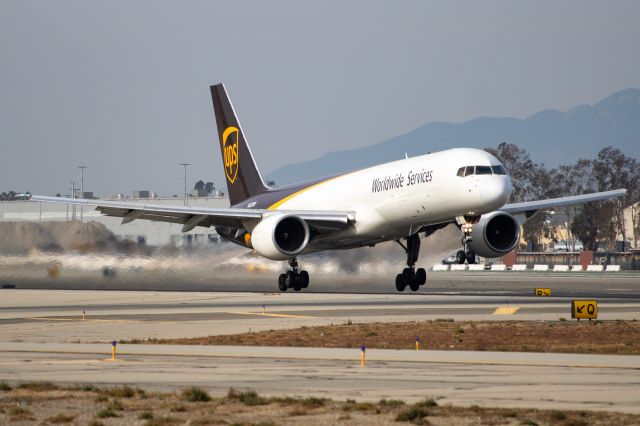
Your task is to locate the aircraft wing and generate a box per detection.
[500,189,627,218]
[29,195,353,233]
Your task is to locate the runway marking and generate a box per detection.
[493,306,520,315]
[28,317,138,323]
[230,311,316,319]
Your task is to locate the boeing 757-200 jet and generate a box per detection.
[32,84,626,292]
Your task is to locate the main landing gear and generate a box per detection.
[395,234,427,292]
[278,258,309,292]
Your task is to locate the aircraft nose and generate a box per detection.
[480,176,512,208]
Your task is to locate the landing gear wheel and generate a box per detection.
[299,270,309,288]
[395,274,406,292]
[403,268,413,281]
[415,268,426,286]
[409,281,420,292]
[466,249,476,264]
[285,271,296,288]
[456,250,467,264]
[278,274,287,292]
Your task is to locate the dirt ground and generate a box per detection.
[1,383,639,426]
[128,320,640,355]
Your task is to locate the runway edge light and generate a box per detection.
[571,300,598,320]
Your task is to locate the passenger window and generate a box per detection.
[491,165,507,175]
[476,166,492,175]
[464,166,475,176]
[457,167,465,177]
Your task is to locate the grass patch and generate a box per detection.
[301,396,329,407]
[183,386,211,402]
[145,416,179,425]
[137,320,640,355]
[7,405,32,419]
[107,399,124,411]
[396,406,430,422]
[0,381,12,391]
[96,408,119,418]
[379,398,405,407]
[415,398,438,408]
[139,410,154,420]
[169,403,187,412]
[46,413,76,423]
[227,388,268,406]
[17,381,58,391]
[103,385,137,398]
[550,410,568,421]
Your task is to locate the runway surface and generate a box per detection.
[1,287,639,413]
[1,342,639,413]
[2,269,640,297]
[1,289,640,343]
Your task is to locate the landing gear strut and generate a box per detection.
[278,258,309,292]
[395,234,427,292]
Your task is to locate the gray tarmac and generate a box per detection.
[1,277,640,413]
[1,342,639,413]
[3,268,640,298]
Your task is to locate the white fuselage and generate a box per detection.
[271,148,512,247]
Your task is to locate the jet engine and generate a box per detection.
[250,214,311,260]
[469,211,520,258]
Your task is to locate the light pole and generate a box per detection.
[69,181,76,221]
[179,162,190,206]
[78,164,86,222]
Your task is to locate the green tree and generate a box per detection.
[194,180,205,192]
[205,182,215,195]
[592,147,640,249]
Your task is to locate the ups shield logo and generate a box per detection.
[222,126,239,184]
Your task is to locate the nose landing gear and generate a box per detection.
[278,258,309,292]
[456,217,478,264]
[395,234,427,292]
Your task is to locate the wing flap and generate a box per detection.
[30,195,353,233]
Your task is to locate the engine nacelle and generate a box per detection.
[250,214,310,260]
[470,211,520,258]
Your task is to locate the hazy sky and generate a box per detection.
[1,1,639,196]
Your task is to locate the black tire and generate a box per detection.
[300,270,309,288]
[456,250,466,264]
[285,271,296,288]
[403,268,414,281]
[415,268,426,285]
[395,274,406,292]
[278,274,287,292]
[409,281,420,291]
[466,250,476,264]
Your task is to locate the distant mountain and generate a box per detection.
[267,88,640,185]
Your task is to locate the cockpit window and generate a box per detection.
[491,165,507,175]
[457,164,508,177]
[475,165,492,175]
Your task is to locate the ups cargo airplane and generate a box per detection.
[32,84,626,292]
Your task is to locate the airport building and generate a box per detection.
[0,195,231,246]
